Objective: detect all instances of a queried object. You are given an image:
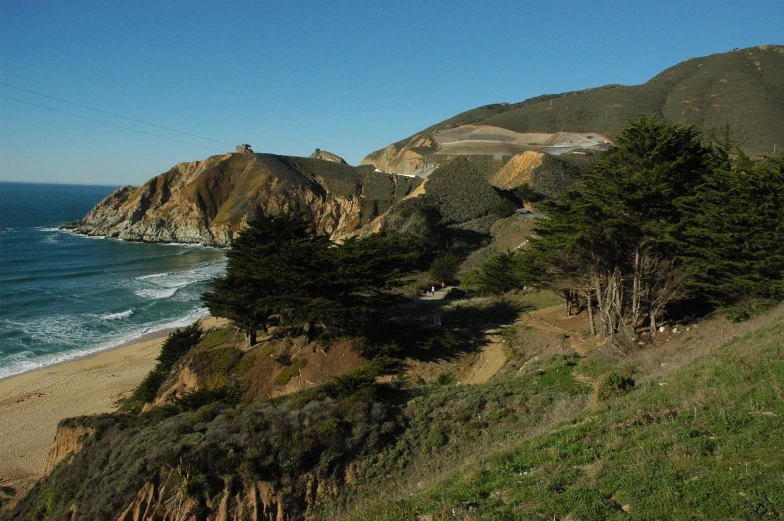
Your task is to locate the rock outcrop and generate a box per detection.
[66,153,420,247]
[115,471,344,521]
[43,424,94,475]
[488,150,585,197]
[308,148,347,164]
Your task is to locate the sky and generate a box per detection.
[1,0,782,186]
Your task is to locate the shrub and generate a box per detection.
[274,353,293,366]
[596,372,636,401]
[429,253,461,284]
[129,324,205,406]
[436,372,456,385]
[332,365,379,398]
[274,358,307,386]
[157,323,203,373]
[172,385,243,411]
[132,369,166,404]
[423,424,447,453]
[513,182,538,204]
[491,198,518,218]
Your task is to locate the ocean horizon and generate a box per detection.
[0,182,226,379]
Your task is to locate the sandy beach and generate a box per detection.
[0,316,226,480]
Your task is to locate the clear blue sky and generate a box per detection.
[1,0,782,185]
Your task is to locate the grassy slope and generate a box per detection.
[7,293,782,520]
[339,307,784,520]
[367,45,784,161]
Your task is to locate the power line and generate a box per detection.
[0,82,234,146]
[0,94,226,153]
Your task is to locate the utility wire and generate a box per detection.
[0,94,226,153]
[0,82,234,146]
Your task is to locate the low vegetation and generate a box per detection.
[338,309,784,520]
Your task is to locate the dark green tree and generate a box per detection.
[677,153,784,313]
[531,115,713,340]
[429,253,461,284]
[202,213,327,346]
[203,214,417,346]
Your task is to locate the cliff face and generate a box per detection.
[113,471,346,521]
[43,424,94,475]
[488,150,586,197]
[68,153,420,247]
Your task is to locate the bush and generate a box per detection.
[332,365,379,398]
[491,198,518,218]
[436,372,456,385]
[274,358,308,385]
[172,385,243,411]
[132,370,167,404]
[157,323,203,373]
[596,372,636,401]
[513,182,538,204]
[429,253,461,284]
[274,353,293,366]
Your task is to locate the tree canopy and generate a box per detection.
[474,115,784,343]
[203,213,417,345]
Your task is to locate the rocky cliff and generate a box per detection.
[113,470,349,521]
[66,153,420,246]
[43,424,95,476]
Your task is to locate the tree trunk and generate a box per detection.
[614,267,624,335]
[631,247,642,334]
[650,310,658,335]
[245,328,257,348]
[561,289,573,316]
[585,289,596,336]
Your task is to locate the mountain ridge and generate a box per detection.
[363,45,784,175]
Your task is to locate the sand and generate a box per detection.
[0,316,226,480]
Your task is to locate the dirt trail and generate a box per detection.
[517,309,591,356]
[409,295,590,384]
[461,329,507,384]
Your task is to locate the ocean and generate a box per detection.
[0,182,226,379]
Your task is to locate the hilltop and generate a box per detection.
[363,45,784,176]
[64,153,420,246]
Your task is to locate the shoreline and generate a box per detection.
[0,327,173,384]
[0,315,227,480]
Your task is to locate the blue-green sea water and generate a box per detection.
[0,182,226,379]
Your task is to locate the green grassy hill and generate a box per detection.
[364,45,784,173]
[336,305,784,520]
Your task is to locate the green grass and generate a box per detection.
[197,326,238,349]
[340,314,784,520]
[274,357,308,385]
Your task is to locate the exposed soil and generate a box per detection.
[461,329,506,384]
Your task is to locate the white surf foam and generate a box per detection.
[135,287,180,299]
[131,261,226,301]
[34,227,63,232]
[101,309,134,320]
[0,307,212,380]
